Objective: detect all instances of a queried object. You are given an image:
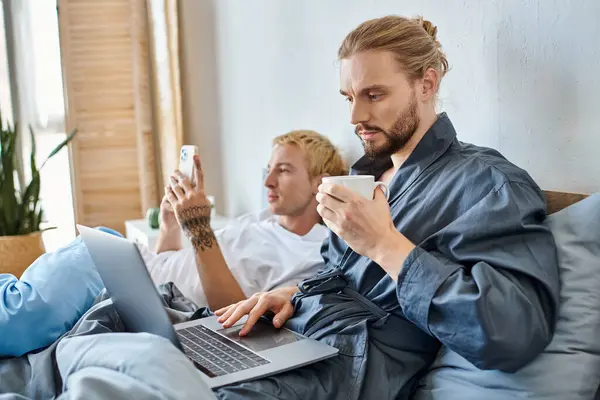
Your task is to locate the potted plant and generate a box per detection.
[0,109,77,277]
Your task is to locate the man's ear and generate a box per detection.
[419,67,439,102]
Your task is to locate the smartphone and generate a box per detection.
[179,145,199,185]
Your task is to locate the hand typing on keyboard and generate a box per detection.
[215,286,299,336]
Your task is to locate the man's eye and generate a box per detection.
[368,94,381,101]
[345,97,353,103]
[279,169,290,173]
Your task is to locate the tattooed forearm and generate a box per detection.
[178,205,216,252]
[190,231,216,252]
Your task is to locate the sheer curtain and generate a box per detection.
[27,0,65,133]
[0,3,13,125]
[147,0,184,190]
[4,0,74,251]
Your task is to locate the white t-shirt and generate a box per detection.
[136,209,328,307]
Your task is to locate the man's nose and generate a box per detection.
[264,170,277,188]
[350,101,370,126]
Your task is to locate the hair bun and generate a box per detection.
[415,17,438,43]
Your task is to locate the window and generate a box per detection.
[2,0,74,251]
[27,0,65,133]
[0,2,13,123]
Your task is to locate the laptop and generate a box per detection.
[76,225,338,388]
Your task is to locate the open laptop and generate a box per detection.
[76,225,338,389]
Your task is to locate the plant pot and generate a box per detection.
[0,232,46,278]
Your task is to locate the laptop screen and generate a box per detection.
[77,225,183,350]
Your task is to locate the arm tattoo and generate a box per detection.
[178,205,216,252]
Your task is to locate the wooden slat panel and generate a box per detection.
[132,0,159,212]
[58,0,159,234]
[71,126,139,149]
[73,99,135,112]
[147,0,183,190]
[77,147,139,173]
[79,172,142,191]
[72,111,136,122]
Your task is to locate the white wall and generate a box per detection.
[180,0,600,217]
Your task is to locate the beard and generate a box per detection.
[355,91,420,159]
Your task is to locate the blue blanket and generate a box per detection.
[0,284,217,399]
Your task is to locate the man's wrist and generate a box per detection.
[159,223,180,235]
[371,230,415,279]
[286,286,300,296]
[190,230,217,252]
[155,224,182,253]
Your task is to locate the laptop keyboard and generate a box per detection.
[178,324,270,377]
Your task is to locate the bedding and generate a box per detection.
[0,283,215,399]
[0,227,121,357]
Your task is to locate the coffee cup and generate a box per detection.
[321,175,389,200]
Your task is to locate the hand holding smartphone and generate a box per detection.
[178,145,199,186]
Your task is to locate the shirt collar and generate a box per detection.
[350,112,458,203]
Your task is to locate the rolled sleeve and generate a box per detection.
[397,247,460,335]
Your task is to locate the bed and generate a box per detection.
[1,188,597,400]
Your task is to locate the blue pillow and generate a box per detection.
[0,227,121,357]
[414,193,600,400]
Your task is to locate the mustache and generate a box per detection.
[354,124,384,135]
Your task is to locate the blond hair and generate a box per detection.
[272,130,348,178]
[338,15,449,88]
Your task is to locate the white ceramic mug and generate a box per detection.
[321,175,389,200]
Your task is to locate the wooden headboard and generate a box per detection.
[543,190,589,214]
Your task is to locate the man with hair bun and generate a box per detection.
[210,15,560,399]
[187,15,561,399]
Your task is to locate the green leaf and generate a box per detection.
[39,128,78,170]
[21,208,34,235]
[17,126,41,232]
[18,174,40,232]
[29,125,37,174]
[0,207,6,235]
[1,121,19,234]
[35,207,44,231]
